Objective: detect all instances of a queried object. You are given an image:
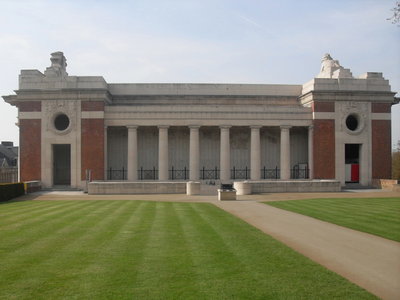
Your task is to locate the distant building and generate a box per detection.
[0,141,18,183]
[0,141,18,168]
[2,52,398,190]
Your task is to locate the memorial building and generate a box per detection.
[3,52,397,193]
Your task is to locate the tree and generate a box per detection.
[387,1,400,25]
[392,140,400,180]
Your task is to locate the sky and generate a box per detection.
[1,0,399,148]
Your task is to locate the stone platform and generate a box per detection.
[249,179,341,193]
[88,181,186,195]
[88,180,341,195]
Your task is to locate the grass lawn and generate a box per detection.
[0,200,376,299]
[265,198,400,242]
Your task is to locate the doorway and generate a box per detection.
[53,144,71,186]
[345,144,360,183]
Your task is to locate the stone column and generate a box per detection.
[189,126,200,180]
[158,126,169,181]
[220,126,231,182]
[280,125,291,180]
[250,126,261,180]
[308,125,314,179]
[127,126,138,181]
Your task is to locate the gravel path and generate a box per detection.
[214,200,400,300]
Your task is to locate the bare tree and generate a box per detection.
[388,1,400,25]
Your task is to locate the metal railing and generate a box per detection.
[261,167,280,179]
[291,166,309,179]
[107,167,127,180]
[138,167,158,180]
[231,167,250,179]
[169,167,189,180]
[107,165,309,180]
[200,167,220,180]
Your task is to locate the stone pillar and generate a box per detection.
[127,126,138,181]
[158,126,169,180]
[280,125,291,180]
[308,125,314,179]
[250,126,261,180]
[186,181,200,195]
[220,126,231,182]
[234,181,252,195]
[189,126,200,180]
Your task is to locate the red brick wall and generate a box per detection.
[81,119,104,180]
[372,120,391,179]
[371,103,391,113]
[19,119,41,181]
[313,119,335,179]
[81,101,105,111]
[18,101,41,112]
[312,101,335,112]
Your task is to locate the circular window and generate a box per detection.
[345,114,358,131]
[54,113,70,131]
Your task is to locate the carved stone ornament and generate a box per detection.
[44,52,68,77]
[340,101,368,135]
[317,53,353,79]
[45,100,77,135]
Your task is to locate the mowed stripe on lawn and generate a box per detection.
[266,198,400,242]
[0,200,377,299]
[0,201,124,298]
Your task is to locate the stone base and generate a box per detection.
[233,181,252,195]
[24,181,41,193]
[88,181,186,194]
[218,189,236,200]
[87,179,341,195]
[250,180,341,193]
[186,181,201,195]
[391,184,400,192]
[371,179,399,190]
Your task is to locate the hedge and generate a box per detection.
[0,182,25,202]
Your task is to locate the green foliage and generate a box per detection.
[0,200,376,299]
[0,182,25,202]
[266,198,400,241]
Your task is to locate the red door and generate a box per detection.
[351,164,359,182]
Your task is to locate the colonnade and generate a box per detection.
[123,125,313,181]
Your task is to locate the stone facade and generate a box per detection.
[2,52,398,189]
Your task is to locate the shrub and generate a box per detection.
[0,183,25,202]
